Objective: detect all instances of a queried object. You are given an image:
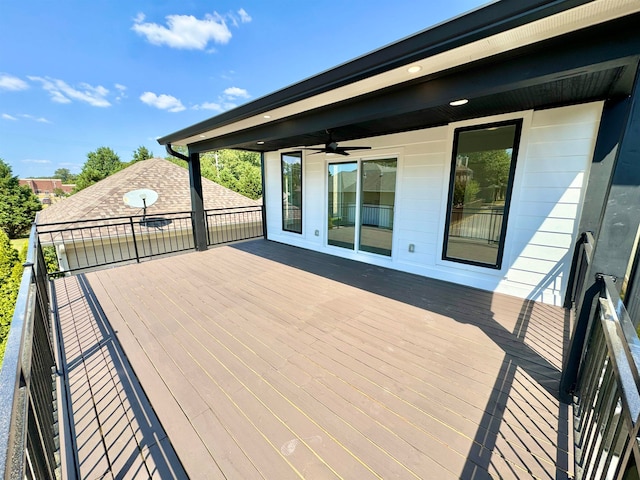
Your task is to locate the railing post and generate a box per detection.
[188,151,208,252]
[260,152,267,240]
[129,216,140,263]
[560,274,603,402]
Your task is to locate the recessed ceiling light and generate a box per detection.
[257,141,265,145]
[199,134,206,138]
[449,99,469,106]
[407,65,422,74]
[263,115,271,119]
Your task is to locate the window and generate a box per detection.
[443,120,522,269]
[281,152,302,233]
[328,158,397,256]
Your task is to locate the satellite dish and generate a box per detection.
[123,188,158,209]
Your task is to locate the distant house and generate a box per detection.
[19,178,74,206]
[36,158,261,272]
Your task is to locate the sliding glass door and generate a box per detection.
[328,158,397,256]
[328,162,357,249]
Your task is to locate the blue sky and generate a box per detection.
[1,0,486,178]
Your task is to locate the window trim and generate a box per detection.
[281,151,303,234]
[442,119,523,270]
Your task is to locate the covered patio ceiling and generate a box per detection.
[157,0,640,155]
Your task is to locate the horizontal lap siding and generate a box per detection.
[264,103,603,305]
[504,103,602,304]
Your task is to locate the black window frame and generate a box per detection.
[442,119,523,270]
[281,151,303,234]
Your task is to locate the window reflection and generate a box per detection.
[359,159,396,256]
[444,121,521,268]
[328,162,357,249]
[281,152,302,233]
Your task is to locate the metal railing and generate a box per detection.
[327,204,395,229]
[573,275,640,480]
[565,232,596,309]
[206,206,263,245]
[37,206,263,275]
[0,225,58,479]
[449,207,503,243]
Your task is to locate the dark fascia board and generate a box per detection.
[185,14,640,154]
[157,0,593,146]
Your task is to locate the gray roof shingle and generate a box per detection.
[37,158,260,224]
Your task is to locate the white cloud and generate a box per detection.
[0,74,29,91]
[114,83,127,101]
[194,102,223,112]
[3,113,51,123]
[28,76,111,107]
[140,91,185,112]
[22,159,51,164]
[223,86,249,99]
[193,86,250,113]
[237,9,252,23]
[132,12,233,50]
[19,114,51,123]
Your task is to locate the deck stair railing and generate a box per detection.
[573,274,640,479]
[0,224,59,479]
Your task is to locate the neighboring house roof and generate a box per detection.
[19,178,72,194]
[157,0,640,154]
[37,158,259,225]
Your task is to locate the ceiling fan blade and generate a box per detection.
[335,150,351,156]
[337,146,371,151]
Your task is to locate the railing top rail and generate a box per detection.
[0,225,37,477]
[24,221,37,266]
[205,205,261,212]
[599,274,640,426]
[36,210,195,229]
[583,231,595,262]
[36,205,261,230]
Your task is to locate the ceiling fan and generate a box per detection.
[303,131,371,156]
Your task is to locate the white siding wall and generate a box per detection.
[264,103,603,305]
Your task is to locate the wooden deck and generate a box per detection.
[54,239,572,479]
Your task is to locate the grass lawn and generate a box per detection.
[10,238,28,253]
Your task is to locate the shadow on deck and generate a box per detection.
[54,239,572,479]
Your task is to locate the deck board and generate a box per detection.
[56,239,572,479]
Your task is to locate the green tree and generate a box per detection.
[166,149,262,200]
[73,146,122,192]
[200,150,262,199]
[453,178,480,206]
[467,149,512,203]
[0,159,42,239]
[0,230,25,362]
[131,145,153,163]
[53,167,77,183]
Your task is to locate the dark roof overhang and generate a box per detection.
[158,0,640,154]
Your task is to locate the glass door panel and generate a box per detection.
[359,159,396,256]
[328,162,357,250]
